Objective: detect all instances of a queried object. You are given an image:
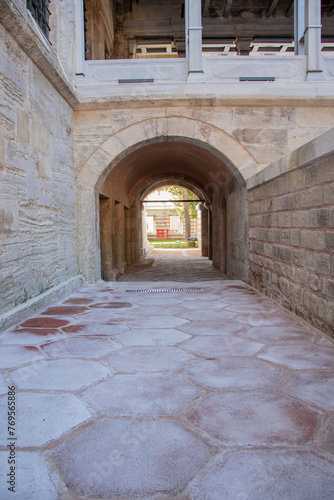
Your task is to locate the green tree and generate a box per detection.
[164,186,198,243]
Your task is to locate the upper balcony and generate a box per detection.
[74,0,334,105]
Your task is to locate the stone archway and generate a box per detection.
[76,117,259,283]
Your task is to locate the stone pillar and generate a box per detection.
[130,198,142,265]
[294,0,305,55]
[124,207,131,266]
[208,209,213,261]
[99,197,117,281]
[304,0,323,75]
[114,202,126,274]
[76,184,101,283]
[196,205,202,251]
[201,207,209,257]
[219,195,227,274]
[186,0,203,76]
[74,0,85,74]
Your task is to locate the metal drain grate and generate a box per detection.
[125,288,202,293]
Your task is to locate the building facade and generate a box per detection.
[0,0,334,335]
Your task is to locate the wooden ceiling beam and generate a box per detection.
[224,0,233,19]
[203,0,211,17]
[286,1,294,17]
[266,0,280,18]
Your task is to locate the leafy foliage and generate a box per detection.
[164,186,198,219]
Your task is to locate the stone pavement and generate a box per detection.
[120,256,224,282]
[0,259,334,499]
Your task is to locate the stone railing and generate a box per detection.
[75,55,334,101]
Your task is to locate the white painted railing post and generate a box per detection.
[186,0,203,77]
[74,0,85,75]
[294,0,305,55]
[304,0,323,75]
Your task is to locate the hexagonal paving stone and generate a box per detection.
[181,336,263,358]
[0,452,58,500]
[63,297,96,305]
[52,419,211,498]
[112,328,191,346]
[182,357,285,390]
[0,345,44,369]
[186,391,321,446]
[180,293,222,301]
[42,337,123,359]
[129,315,188,329]
[131,296,183,306]
[0,328,65,345]
[183,301,227,310]
[82,373,202,416]
[225,303,279,313]
[282,372,334,411]
[89,301,135,309]
[42,306,89,316]
[323,416,334,455]
[0,393,91,447]
[20,317,70,328]
[10,359,110,390]
[178,321,247,336]
[63,322,130,336]
[71,310,130,322]
[235,312,295,326]
[178,309,237,322]
[103,346,195,372]
[244,326,315,344]
[258,344,334,369]
[128,305,186,317]
[189,451,334,500]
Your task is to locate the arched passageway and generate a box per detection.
[98,139,248,282]
[76,117,258,284]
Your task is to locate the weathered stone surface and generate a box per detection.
[0,24,76,318]
[112,328,191,346]
[82,373,202,416]
[186,392,321,446]
[244,325,314,344]
[189,451,334,500]
[0,345,44,368]
[182,335,263,357]
[282,372,334,411]
[42,336,122,358]
[103,346,195,372]
[0,392,91,446]
[0,328,65,345]
[10,359,110,390]
[323,416,334,455]
[63,322,130,336]
[182,357,285,390]
[259,344,334,369]
[52,419,211,497]
[0,452,58,500]
[178,320,247,336]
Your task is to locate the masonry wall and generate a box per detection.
[0,23,77,314]
[248,150,334,336]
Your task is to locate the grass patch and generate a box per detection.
[149,240,197,249]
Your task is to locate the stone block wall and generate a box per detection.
[0,23,77,315]
[248,149,334,336]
